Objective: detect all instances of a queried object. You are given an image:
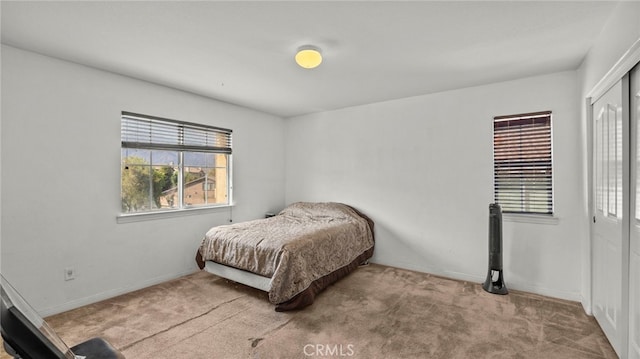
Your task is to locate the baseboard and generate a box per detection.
[505,282,582,303]
[41,263,583,317]
[439,269,581,302]
[38,269,198,317]
[581,294,593,316]
[369,260,582,303]
[368,260,484,286]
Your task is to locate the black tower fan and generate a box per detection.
[482,203,508,295]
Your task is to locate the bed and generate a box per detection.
[195,202,374,311]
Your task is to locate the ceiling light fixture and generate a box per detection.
[295,46,322,69]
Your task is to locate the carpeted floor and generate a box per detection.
[2,264,617,358]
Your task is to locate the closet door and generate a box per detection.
[593,79,626,356]
[630,64,640,359]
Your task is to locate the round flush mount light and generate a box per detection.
[295,46,322,69]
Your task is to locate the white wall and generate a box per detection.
[285,71,583,301]
[0,45,285,315]
[579,2,640,97]
[577,1,640,313]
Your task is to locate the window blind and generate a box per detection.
[121,111,232,154]
[493,111,552,214]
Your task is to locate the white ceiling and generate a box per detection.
[1,1,618,118]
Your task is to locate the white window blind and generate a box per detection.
[493,111,552,215]
[121,111,232,154]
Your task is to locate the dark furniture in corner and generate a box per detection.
[1,275,125,359]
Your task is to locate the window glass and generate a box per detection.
[183,153,228,207]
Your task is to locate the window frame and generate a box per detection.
[119,111,232,218]
[493,111,554,216]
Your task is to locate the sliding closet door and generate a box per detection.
[593,79,626,356]
[630,64,640,359]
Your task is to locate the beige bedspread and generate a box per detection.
[198,202,374,305]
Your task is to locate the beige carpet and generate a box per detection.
[2,264,616,358]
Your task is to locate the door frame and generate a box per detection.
[628,64,640,359]
[588,38,640,103]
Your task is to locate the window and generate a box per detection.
[121,112,232,214]
[493,111,552,215]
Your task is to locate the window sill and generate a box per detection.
[116,204,234,224]
[502,213,559,225]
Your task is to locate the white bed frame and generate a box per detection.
[204,260,272,292]
[204,258,371,294]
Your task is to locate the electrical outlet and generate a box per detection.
[64,267,76,281]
